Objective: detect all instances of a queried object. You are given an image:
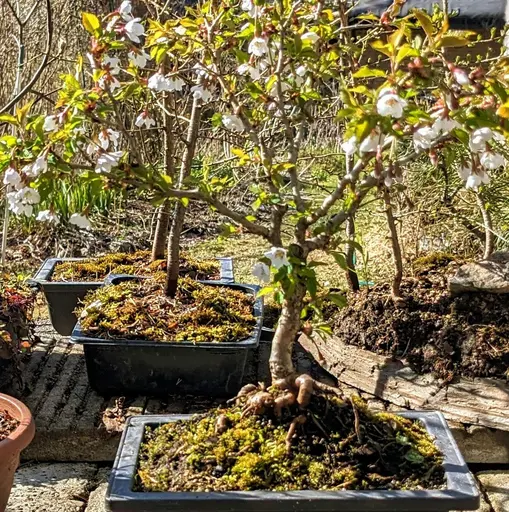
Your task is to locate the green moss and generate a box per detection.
[51,251,220,282]
[136,393,444,493]
[412,252,458,274]
[78,276,255,343]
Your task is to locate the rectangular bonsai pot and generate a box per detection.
[106,411,479,512]
[70,278,262,397]
[28,257,235,337]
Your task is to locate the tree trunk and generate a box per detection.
[382,187,403,301]
[164,97,202,297]
[151,89,175,262]
[345,214,360,291]
[151,201,171,261]
[269,281,306,381]
[476,193,494,259]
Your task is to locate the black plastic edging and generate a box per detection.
[106,411,479,512]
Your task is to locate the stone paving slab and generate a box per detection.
[7,463,504,512]
[11,321,509,464]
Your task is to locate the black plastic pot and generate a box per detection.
[70,277,262,397]
[28,257,235,336]
[106,411,479,512]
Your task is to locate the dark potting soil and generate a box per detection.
[78,275,256,343]
[0,409,19,441]
[327,254,509,381]
[51,250,220,282]
[137,393,445,493]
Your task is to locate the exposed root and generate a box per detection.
[350,396,363,444]
[285,414,307,453]
[215,414,230,435]
[233,374,344,452]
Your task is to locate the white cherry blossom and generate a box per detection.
[222,114,244,132]
[102,56,121,75]
[43,115,58,132]
[3,168,22,187]
[295,65,308,77]
[452,67,471,86]
[341,136,357,156]
[241,0,256,16]
[480,151,505,170]
[98,129,120,150]
[466,171,490,190]
[174,25,187,35]
[148,72,170,91]
[359,129,384,153]
[37,210,60,224]
[469,127,495,152]
[377,90,407,118]
[252,262,271,284]
[28,155,48,177]
[301,31,320,43]
[128,49,150,68]
[413,126,438,150]
[432,117,460,134]
[98,74,121,91]
[135,111,156,129]
[119,0,132,21]
[264,247,289,269]
[238,63,260,80]
[248,37,269,57]
[124,18,144,43]
[458,164,472,181]
[96,151,123,173]
[191,85,212,103]
[69,213,92,229]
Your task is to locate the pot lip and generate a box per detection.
[106,411,480,511]
[70,279,263,349]
[28,256,235,287]
[0,393,35,453]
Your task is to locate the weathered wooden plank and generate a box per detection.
[298,333,509,431]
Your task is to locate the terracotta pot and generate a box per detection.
[0,393,35,512]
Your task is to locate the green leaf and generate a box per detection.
[327,293,347,308]
[0,114,18,125]
[436,35,471,48]
[395,45,419,64]
[412,9,435,39]
[82,12,101,36]
[353,67,387,78]
[370,40,392,57]
[257,286,275,298]
[330,251,348,271]
[405,450,425,464]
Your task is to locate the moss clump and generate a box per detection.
[78,275,256,343]
[412,252,458,275]
[137,393,444,492]
[51,251,220,282]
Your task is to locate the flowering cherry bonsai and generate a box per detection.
[1,0,508,397]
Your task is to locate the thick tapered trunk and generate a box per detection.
[151,201,171,261]
[382,187,403,301]
[164,97,202,297]
[269,281,307,381]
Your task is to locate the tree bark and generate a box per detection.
[150,89,175,262]
[269,280,306,381]
[382,187,403,301]
[476,193,494,259]
[151,201,171,261]
[345,214,359,291]
[165,97,202,297]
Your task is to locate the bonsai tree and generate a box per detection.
[2,0,509,393]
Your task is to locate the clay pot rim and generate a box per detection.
[0,393,35,453]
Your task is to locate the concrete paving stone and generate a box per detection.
[6,463,98,512]
[477,471,509,512]
[84,483,108,512]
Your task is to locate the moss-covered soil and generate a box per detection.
[0,409,19,441]
[137,393,444,492]
[78,276,256,344]
[327,253,509,380]
[51,250,220,282]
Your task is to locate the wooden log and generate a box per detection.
[298,333,509,432]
